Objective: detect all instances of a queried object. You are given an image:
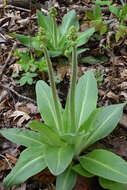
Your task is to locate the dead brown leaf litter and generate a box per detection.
[0,0,127,190]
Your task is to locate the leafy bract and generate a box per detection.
[83,103,125,148]
[36,80,62,133]
[79,149,127,184]
[29,120,64,146]
[99,177,127,190]
[4,146,46,187]
[0,128,43,147]
[56,165,77,190]
[75,71,98,130]
[45,145,74,175]
[60,10,79,36]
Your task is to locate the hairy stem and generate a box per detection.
[69,45,78,133]
[52,17,57,48]
[43,47,63,134]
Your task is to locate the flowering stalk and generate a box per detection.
[49,7,58,48]
[67,26,78,133]
[38,27,63,134]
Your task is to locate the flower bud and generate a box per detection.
[49,7,57,17]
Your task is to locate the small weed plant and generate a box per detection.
[1,8,127,190]
[12,50,47,86]
[109,3,127,42]
[86,4,108,35]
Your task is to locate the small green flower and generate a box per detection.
[67,26,78,41]
[37,27,48,46]
[49,7,57,17]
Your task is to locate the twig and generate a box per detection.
[0,42,17,78]
[0,83,36,104]
[0,4,30,12]
[120,0,125,6]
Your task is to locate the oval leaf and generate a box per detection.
[72,164,94,178]
[83,103,125,148]
[14,34,41,49]
[79,149,127,184]
[99,177,127,190]
[37,10,53,37]
[0,128,44,147]
[77,28,95,47]
[36,80,62,133]
[60,10,79,36]
[75,71,98,130]
[4,146,46,187]
[45,145,74,175]
[56,165,77,190]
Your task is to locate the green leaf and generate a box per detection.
[100,24,107,35]
[79,149,127,184]
[83,103,125,148]
[77,28,95,47]
[56,165,77,190]
[0,128,44,147]
[29,121,64,146]
[72,164,94,178]
[77,48,89,55]
[95,1,112,6]
[109,6,120,17]
[62,95,71,133]
[75,71,98,130]
[18,72,37,86]
[60,10,79,36]
[115,31,121,42]
[99,177,127,190]
[37,10,53,37]
[49,50,62,57]
[79,56,103,65]
[36,80,62,133]
[14,34,41,49]
[4,146,46,187]
[86,12,94,20]
[121,4,127,16]
[93,5,102,20]
[45,145,74,175]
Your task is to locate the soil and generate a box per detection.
[0,0,127,190]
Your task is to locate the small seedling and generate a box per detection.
[12,50,47,86]
[109,4,127,41]
[86,4,108,35]
[94,69,104,83]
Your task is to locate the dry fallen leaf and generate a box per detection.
[10,63,21,74]
[0,159,8,172]
[120,91,127,100]
[5,153,17,165]
[120,82,127,90]
[9,110,30,126]
[106,91,119,103]
[121,69,127,78]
